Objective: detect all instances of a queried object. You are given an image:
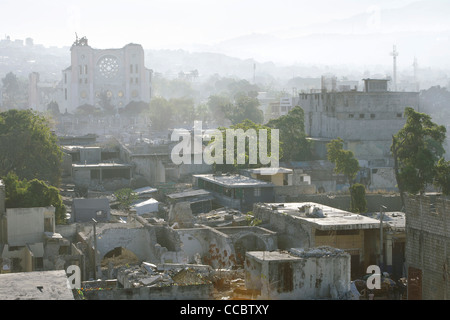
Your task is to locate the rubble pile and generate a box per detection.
[117,262,212,289]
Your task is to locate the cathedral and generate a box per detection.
[60,36,152,114]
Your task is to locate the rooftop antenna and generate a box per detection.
[413,57,419,91]
[390,45,399,91]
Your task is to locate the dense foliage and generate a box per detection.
[3,172,66,224]
[391,107,450,205]
[266,106,312,161]
[212,119,281,173]
[0,109,63,185]
[350,183,367,214]
[326,137,359,186]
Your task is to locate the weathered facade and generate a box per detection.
[295,80,419,190]
[405,194,450,299]
[60,36,152,113]
[253,202,381,278]
[193,173,275,212]
[245,247,351,299]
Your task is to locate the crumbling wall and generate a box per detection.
[83,282,212,300]
[253,204,311,249]
[177,227,235,268]
[405,195,450,299]
[245,247,351,300]
[168,202,194,228]
[274,185,316,202]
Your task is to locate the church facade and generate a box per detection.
[60,36,152,113]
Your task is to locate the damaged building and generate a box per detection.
[405,194,450,300]
[0,180,83,274]
[253,202,383,278]
[245,246,352,299]
[295,78,419,191]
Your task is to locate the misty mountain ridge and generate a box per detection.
[188,0,450,68]
[1,0,449,88]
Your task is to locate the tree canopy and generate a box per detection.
[1,72,27,109]
[3,172,66,224]
[326,137,359,186]
[0,109,63,185]
[114,188,138,211]
[212,119,281,173]
[350,183,367,213]
[391,107,446,204]
[222,94,263,125]
[266,106,312,161]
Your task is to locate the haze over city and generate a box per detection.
[2,0,450,304]
[1,0,450,68]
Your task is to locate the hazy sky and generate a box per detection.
[0,0,424,48]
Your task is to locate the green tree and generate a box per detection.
[98,90,116,115]
[326,137,359,186]
[223,94,263,125]
[391,107,446,206]
[46,101,60,117]
[0,109,63,185]
[119,100,148,116]
[1,72,27,109]
[350,183,367,213]
[434,158,450,195]
[207,95,232,126]
[75,103,101,116]
[266,106,311,161]
[212,119,281,173]
[148,97,173,131]
[114,188,138,211]
[169,97,196,125]
[3,172,67,224]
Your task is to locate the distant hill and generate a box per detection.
[190,0,450,68]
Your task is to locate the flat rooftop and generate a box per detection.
[167,189,212,199]
[246,247,348,262]
[0,270,75,300]
[259,202,382,230]
[244,167,293,175]
[366,211,405,231]
[72,163,132,168]
[194,174,274,188]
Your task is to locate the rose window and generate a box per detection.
[98,55,119,79]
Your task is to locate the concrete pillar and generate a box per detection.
[386,233,393,275]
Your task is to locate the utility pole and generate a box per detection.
[390,45,399,91]
[379,205,387,271]
[92,218,98,279]
[413,57,419,92]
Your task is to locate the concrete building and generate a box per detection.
[296,78,419,190]
[245,246,352,299]
[72,163,132,190]
[253,202,382,278]
[192,173,275,212]
[60,36,152,113]
[404,194,450,299]
[166,189,214,214]
[240,167,316,200]
[71,198,111,223]
[132,198,159,216]
[0,270,74,300]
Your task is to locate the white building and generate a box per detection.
[60,36,153,113]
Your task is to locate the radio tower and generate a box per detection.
[413,57,419,91]
[390,45,399,91]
